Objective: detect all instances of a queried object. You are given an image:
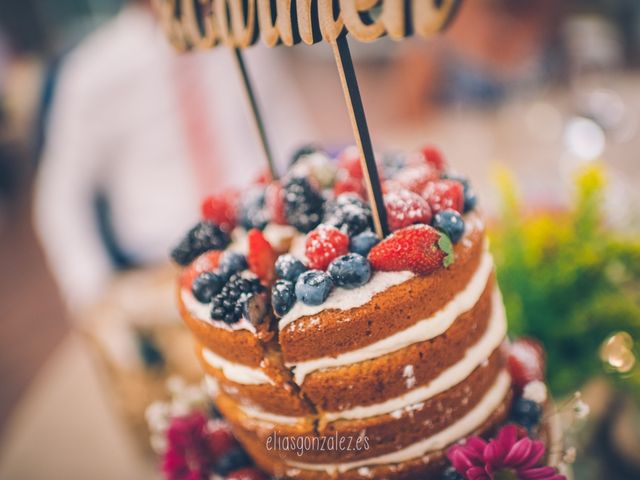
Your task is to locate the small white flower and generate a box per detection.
[562,447,577,464]
[522,380,548,404]
[166,376,186,395]
[574,399,590,419]
[145,401,170,432]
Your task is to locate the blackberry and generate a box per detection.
[192,271,224,303]
[238,187,269,230]
[283,176,324,233]
[323,193,373,237]
[511,398,542,429]
[211,274,265,324]
[290,144,320,166]
[170,221,231,266]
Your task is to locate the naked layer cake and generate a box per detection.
[170,145,511,479]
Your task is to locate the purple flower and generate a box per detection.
[447,424,566,480]
[162,412,213,480]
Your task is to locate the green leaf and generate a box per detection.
[438,232,455,268]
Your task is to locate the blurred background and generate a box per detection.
[0,0,639,479]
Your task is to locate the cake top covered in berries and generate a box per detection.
[171,144,479,328]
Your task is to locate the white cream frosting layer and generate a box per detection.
[204,375,302,425]
[287,370,512,474]
[202,291,506,427]
[201,348,273,385]
[324,290,507,422]
[278,270,415,331]
[288,250,495,384]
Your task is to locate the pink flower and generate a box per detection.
[447,424,566,480]
[162,412,213,480]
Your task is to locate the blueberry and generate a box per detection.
[328,253,371,289]
[275,254,307,282]
[433,209,465,243]
[271,280,296,317]
[295,270,334,306]
[510,398,542,429]
[214,448,251,475]
[463,188,477,213]
[219,252,247,279]
[350,231,379,256]
[192,271,224,303]
[441,466,464,480]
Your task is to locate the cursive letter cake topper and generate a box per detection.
[152,0,462,238]
[153,0,461,51]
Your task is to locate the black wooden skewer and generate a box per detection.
[232,48,279,180]
[331,35,389,238]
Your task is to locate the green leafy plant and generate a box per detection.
[491,164,640,399]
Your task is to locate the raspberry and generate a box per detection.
[201,189,239,231]
[206,420,239,460]
[264,181,286,225]
[333,175,366,199]
[384,189,432,232]
[247,229,277,284]
[323,193,373,237]
[305,225,349,270]
[419,144,446,172]
[368,224,455,275]
[225,468,268,480]
[179,250,222,290]
[394,164,439,194]
[422,179,464,214]
[507,338,546,392]
[337,146,364,178]
[283,177,324,233]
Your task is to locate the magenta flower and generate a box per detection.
[447,424,566,480]
[162,412,213,480]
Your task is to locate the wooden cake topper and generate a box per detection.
[153,0,462,237]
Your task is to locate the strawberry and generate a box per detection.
[422,179,464,214]
[206,419,239,460]
[337,146,364,178]
[247,229,277,284]
[264,181,286,225]
[305,224,349,270]
[507,338,546,392]
[419,144,446,172]
[394,165,439,194]
[201,189,239,231]
[384,189,432,232]
[225,468,268,480]
[368,224,454,274]
[179,250,222,290]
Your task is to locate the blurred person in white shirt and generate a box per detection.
[34,0,312,314]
